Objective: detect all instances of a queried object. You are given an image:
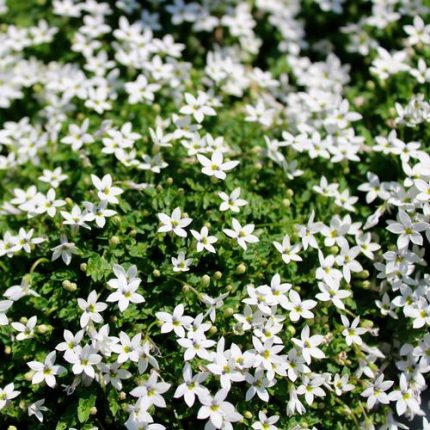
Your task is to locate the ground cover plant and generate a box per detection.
[0,0,430,429]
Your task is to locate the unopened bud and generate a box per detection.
[24,371,33,382]
[286,325,296,336]
[65,197,74,206]
[129,229,137,237]
[236,263,246,274]
[110,236,120,245]
[223,307,234,317]
[36,324,49,334]
[287,188,294,197]
[80,263,87,272]
[62,280,77,292]
[119,391,126,400]
[153,269,161,278]
[166,177,173,185]
[361,319,374,328]
[282,198,291,207]
[4,346,11,355]
[214,271,222,280]
[329,246,339,254]
[112,216,121,226]
[357,270,369,279]
[182,284,191,293]
[244,411,253,419]
[90,406,97,415]
[209,326,217,335]
[201,275,210,286]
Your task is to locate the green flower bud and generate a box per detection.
[80,263,87,272]
[209,326,217,335]
[244,411,253,419]
[182,284,191,293]
[214,271,222,280]
[119,391,126,400]
[19,316,28,324]
[153,269,161,278]
[112,216,121,225]
[357,270,370,279]
[166,177,173,185]
[129,229,137,237]
[110,236,120,245]
[4,346,11,355]
[62,280,77,292]
[36,324,50,334]
[286,325,296,336]
[282,198,291,207]
[201,275,210,286]
[223,307,234,317]
[287,188,294,197]
[361,319,374,328]
[65,197,74,206]
[90,406,97,415]
[236,263,246,274]
[329,246,339,254]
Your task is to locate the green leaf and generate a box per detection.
[77,392,97,423]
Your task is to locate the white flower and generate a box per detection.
[157,207,192,237]
[65,345,101,379]
[284,290,316,322]
[315,281,351,309]
[77,290,107,328]
[106,266,145,312]
[91,174,123,204]
[12,315,37,340]
[61,205,95,230]
[252,411,279,430]
[361,374,394,409]
[223,218,259,250]
[197,150,239,180]
[386,210,428,249]
[0,383,20,410]
[27,351,65,388]
[0,300,13,325]
[51,234,78,265]
[171,252,193,272]
[292,325,325,364]
[156,304,193,338]
[180,91,216,123]
[218,187,247,212]
[273,234,302,264]
[341,315,367,346]
[28,399,48,422]
[191,226,217,253]
[197,388,242,429]
[61,119,94,151]
[173,363,209,407]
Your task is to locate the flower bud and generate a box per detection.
[166,177,173,185]
[24,371,34,382]
[153,269,161,278]
[36,324,50,334]
[282,198,291,207]
[357,270,369,279]
[226,284,234,291]
[4,346,11,355]
[182,284,191,293]
[214,271,222,280]
[19,316,28,324]
[209,326,217,335]
[80,263,87,272]
[90,407,97,415]
[235,263,246,274]
[129,229,137,237]
[328,246,339,254]
[119,391,126,400]
[62,280,77,292]
[201,275,210,286]
[7,426,18,430]
[361,319,374,328]
[110,236,120,246]
[286,325,296,336]
[112,216,121,225]
[287,188,294,197]
[65,197,74,206]
[223,307,234,317]
[244,411,253,419]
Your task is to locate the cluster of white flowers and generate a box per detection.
[0,0,430,429]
